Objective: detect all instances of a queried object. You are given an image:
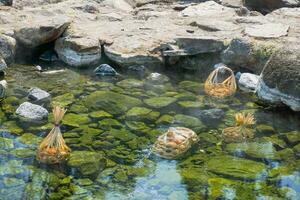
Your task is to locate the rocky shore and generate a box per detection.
[0,0,300,111]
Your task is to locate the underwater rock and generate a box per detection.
[84,91,142,115]
[126,107,160,122]
[256,124,276,135]
[125,121,152,134]
[144,97,177,108]
[198,108,225,122]
[0,137,14,150]
[281,131,300,144]
[99,118,123,130]
[106,145,139,164]
[178,101,203,109]
[226,142,280,160]
[104,128,136,142]
[89,111,112,119]
[67,151,106,176]
[16,102,48,122]
[55,36,101,67]
[116,79,144,89]
[128,64,146,77]
[51,93,75,107]
[156,115,174,125]
[238,73,259,92]
[28,87,51,103]
[94,64,117,76]
[17,133,42,147]
[294,143,300,157]
[174,114,204,128]
[207,155,267,180]
[146,73,170,84]
[178,81,202,94]
[63,113,91,128]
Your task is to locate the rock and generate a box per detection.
[128,64,146,77]
[103,0,134,11]
[89,111,112,120]
[244,0,300,13]
[14,20,70,48]
[55,37,101,67]
[0,34,16,64]
[16,102,48,122]
[116,79,144,89]
[83,91,142,115]
[294,143,300,156]
[28,87,51,103]
[146,73,169,84]
[281,131,300,144]
[207,155,267,180]
[245,23,289,38]
[256,44,300,111]
[0,0,12,6]
[67,151,106,176]
[238,73,260,92]
[144,97,177,108]
[51,93,75,108]
[63,113,91,128]
[39,49,58,62]
[0,57,7,72]
[174,114,204,128]
[94,64,117,76]
[178,101,203,109]
[17,133,42,147]
[0,137,14,150]
[178,81,202,94]
[156,115,174,125]
[191,108,225,123]
[0,80,7,99]
[226,142,280,160]
[99,118,123,130]
[256,124,276,135]
[126,107,160,122]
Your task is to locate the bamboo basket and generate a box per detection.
[204,66,237,98]
[153,127,199,159]
[37,106,71,164]
[222,112,256,143]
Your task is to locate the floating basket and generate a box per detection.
[153,127,199,159]
[222,112,256,143]
[204,66,237,98]
[37,106,71,164]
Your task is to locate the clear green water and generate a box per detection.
[0,64,299,200]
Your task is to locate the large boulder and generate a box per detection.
[244,0,300,13]
[256,44,300,111]
[0,34,16,64]
[14,19,70,48]
[55,37,101,67]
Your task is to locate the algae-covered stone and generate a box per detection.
[125,121,152,135]
[294,143,300,156]
[69,104,89,114]
[3,177,25,188]
[116,79,144,89]
[51,93,75,107]
[179,81,202,93]
[281,131,300,144]
[99,118,123,130]
[105,129,136,142]
[177,101,203,109]
[10,148,35,158]
[174,114,204,128]
[126,107,160,122]
[144,97,177,108]
[226,142,280,160]
[174,92,197,101]
[83,91,142,115]
[156,115,174,125]
[89,111,112,119]
[107,145,139,164]
[67,151,106,176]
[126,137,149,150]
[207,155,267,180]
[63,113,91,128]
[17,133,42,147]
[256,124,276,135]
[0,137,14,150]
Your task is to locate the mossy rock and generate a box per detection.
[0,137,14,150]
[125,121,152,135]
[174,92,197,101]
[256,124,276,135]
[126,137,150,150]
[144,97,177,108]
[99,118,123,130]
[106,146,139,164]
[10,148,35,158]
[2,121,24,135]
[261,136,286,149]
[226,142,280,160]
[126,107,160,122]
[51,93,75,107]
[83,91,142,115]
[207,155,267,180]
[89,111,112,120]
[179,81,203,94]
[280,131,300,144]
[116,79,144,89]
[174,114,204,128]
[63,113,91,128]
[67,151,106,176]
[104,129,136,142]
[177,101,203,109]
[17,133,42,147]
[69,104,89,114]
[156,115,174,125]
[293,143,300,156]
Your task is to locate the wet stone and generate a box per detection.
[28,88,51,104]
[144,97,177,108]
[16,102,48,122]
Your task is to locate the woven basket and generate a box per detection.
[204,66,237,98]
[153,127,199,159]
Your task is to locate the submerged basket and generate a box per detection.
[204,66,237,98]
[222,112,256,143]
[153,127,199,159]
[37,106,71,164]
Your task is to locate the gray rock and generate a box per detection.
[0,0,12,6]
[94,64,117,76]
[16,102,48,121]
[257,44,300,111]
[0,80,7,99]
[0,34,16,64]
[103,0,134,11]
[39,50,58,62]
[0,57,7,71]
[55,37,101,67]
[146,72,169,84]
[245,23,289,38]
[28,88,51,103]
[238,73,260,92]
[244,0,300,12]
